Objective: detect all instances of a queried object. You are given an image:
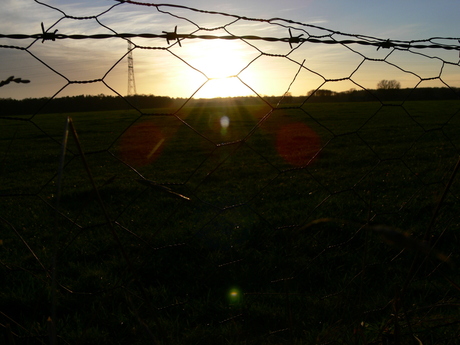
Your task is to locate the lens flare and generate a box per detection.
[276,122,321,167]
[118,121,165,167]
[220,115,230,128]
[220,115,230,136]
[228,287,242,305]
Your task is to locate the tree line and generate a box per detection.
[0,86,458,116]
[0,94,176,116]
[298,86,459,103]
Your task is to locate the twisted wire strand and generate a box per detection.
[1,31,459,52]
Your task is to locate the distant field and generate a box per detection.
[1,100,460,344]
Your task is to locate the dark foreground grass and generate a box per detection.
[1,100,460,344]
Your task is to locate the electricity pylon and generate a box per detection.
[127,40,137,96]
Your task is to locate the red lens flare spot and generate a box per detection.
[276,122,321,167]
[118,121,165,168]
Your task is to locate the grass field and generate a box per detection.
[1,99,460,344]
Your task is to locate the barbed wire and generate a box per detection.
[0,76,30,87]
[1,25,460,53]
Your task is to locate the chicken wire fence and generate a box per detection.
[1,1,460,344]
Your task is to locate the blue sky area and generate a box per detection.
[1,0,459,99]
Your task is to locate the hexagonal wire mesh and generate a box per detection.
[1,1,460,344]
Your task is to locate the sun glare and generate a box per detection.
[195,77,253,99]
[186,40,256,99]
[199,40,244,78]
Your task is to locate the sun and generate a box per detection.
[186,40,256,99]
[196,77,252,99]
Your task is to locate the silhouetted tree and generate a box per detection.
[377,79,401,90]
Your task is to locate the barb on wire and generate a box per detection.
[377,38,393,50]
[0,75,30,87]
[162,25,182,47]
[287,28,303,49]
[41,22,58,43]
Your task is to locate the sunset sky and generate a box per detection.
[1,0,459,100]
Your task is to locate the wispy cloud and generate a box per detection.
[2,0,459,99]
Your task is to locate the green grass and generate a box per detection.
[1,100,460,344]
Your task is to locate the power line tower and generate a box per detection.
[127,40,137,96]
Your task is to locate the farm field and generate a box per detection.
[1,99,460,344]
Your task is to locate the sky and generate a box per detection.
[0,0,459,100]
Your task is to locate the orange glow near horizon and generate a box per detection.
[193,77,254,99]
